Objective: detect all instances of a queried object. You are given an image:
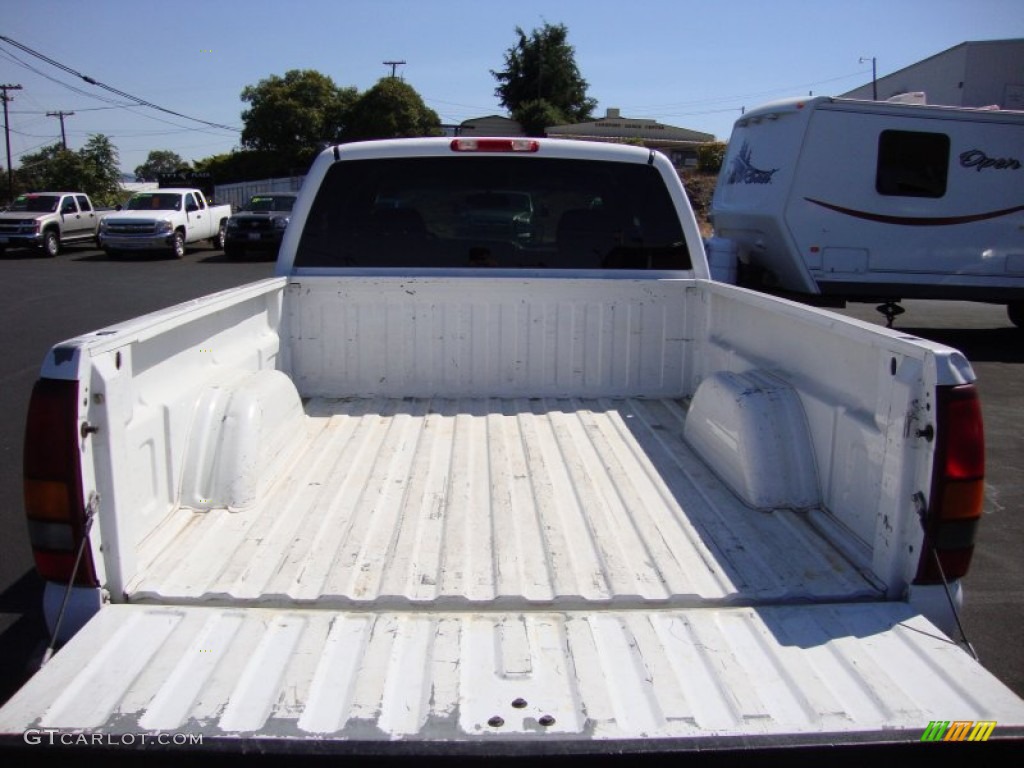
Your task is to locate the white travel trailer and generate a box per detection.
[709,96,1024,326]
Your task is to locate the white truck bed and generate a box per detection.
[5,138,1024,758]
[128,396,878,609]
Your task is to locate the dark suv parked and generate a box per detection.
[224,193,297,260]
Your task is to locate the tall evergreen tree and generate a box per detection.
[492,22,597,135]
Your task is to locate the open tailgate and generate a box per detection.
[2,602,1023,758]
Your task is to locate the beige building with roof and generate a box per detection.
[545,108,716,168]
[458,109,715,168]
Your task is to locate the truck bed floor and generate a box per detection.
[128,398,880,608]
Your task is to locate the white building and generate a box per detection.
[842,39,1024,109]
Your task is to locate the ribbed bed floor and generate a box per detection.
[128,397,880,607]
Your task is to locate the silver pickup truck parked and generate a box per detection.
[0,192,107,256]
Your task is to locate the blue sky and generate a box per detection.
[2,0,1022,173]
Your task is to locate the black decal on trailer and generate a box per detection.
[726,142,778,185]
[959,149,1022,172]
[804,198,1024,226]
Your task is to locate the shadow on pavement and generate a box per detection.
[0,570,47,708]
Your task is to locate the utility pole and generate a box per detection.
[1,83,22,203]
[383,60,406,79]
[859,56,878,100]
[47,110,75,149]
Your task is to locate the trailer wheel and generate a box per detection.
[42,229,61,258]
[1008,302,1024,329]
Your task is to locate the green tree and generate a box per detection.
[492,22,596,135]
[78,134,122,205]
[509,99,567,138]
[696,141,727,174]
[15,143,70,192]
[15,134,122,206]
[240,69,357,166]
[194,149,308,184]
[343,77,442,142]
[135,150,190,181]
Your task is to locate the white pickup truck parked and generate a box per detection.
[2,138,1022,760]
[98,188,230,258]
[0,191,107,256]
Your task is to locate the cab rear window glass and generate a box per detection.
[876,130,950,198]
[295,156,690,270]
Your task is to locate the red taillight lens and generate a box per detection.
[915,384,985,583]
[450,138,540,153]
[943,390,985,481]
[23,378,97,587]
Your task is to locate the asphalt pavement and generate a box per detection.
[0,246,1020,713]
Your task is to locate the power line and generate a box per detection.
[0,47,142,112]
[10,104,136,115]
[626,69,873,116]
[0,46,231,140]
[0,35,241,133]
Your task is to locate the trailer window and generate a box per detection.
[876,130,950,198]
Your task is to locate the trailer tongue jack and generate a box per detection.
[876,301,906,328]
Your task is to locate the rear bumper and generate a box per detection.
[1,728,1021,765]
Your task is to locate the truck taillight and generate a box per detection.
[450,138,540,153]
[23,379,97,586]
[915,384,985,583]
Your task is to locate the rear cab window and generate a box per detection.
[295,156,690,270]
